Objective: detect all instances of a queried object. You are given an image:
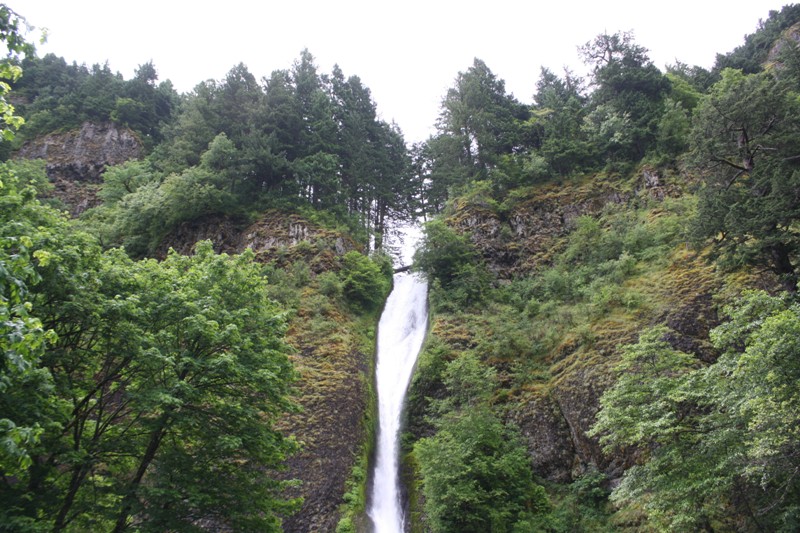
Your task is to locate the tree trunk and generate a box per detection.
[770,243,798,293]
[53,465,90,531]
[112,419,169,532]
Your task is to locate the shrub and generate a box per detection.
[339,251,390,312]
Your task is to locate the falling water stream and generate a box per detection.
[367,233,428,533]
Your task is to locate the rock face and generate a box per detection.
[450,170,677,278]
[157,211,367,533]
[429,170,717,485]
[15,122,143,215]
[156,211,361,269]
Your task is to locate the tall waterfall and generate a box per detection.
[367,235,428,532]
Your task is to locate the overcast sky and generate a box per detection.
[19,0,785,143]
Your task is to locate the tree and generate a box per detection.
[339,250,391,311]
[413,218,488,307]
[580,31,670,160]
[97,159,160,204]
[0,164,62,518]
[113,62,176,146]
[436,59,529,179]
[713,5,800,75]
[415,354,548,533]
[1,226,299,530]
[689,69,800,292]
[1,116,299,529]
[0,16,65,531]
[533,67,594,175]
[591,292,800,531]
[0,4,36,141]
[107,243,298,532]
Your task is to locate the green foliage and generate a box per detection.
[413,219,489,310]
[39,52,415,253]
[580,31,671,161]
[0,164,60,482]
[97,159,159,204]
[339,251,391,311]
[438,58,530,175]
[654,98,691,158]
[89,141,241,256]
[15,54,177,146]
[0,4,38,149]
[414,354,549,533]
[591,291,800,531]
[0,161,300,531]
[714,4,800,75]
[590,326,698,450]
[532,471,614,533]
[689,68,800,291]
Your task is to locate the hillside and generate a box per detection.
[3,3,800,533]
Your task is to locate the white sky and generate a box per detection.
[19,0,785,143]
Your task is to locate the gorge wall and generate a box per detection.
[16,121,144,215]
[17,123,374,532]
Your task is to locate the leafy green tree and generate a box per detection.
[436,58,529,178]
[0,164,61,501]
[417,133,473,212]
[339,251,391,311]
[0,18,64,529]
[97,159,159,204]
[532,67,594,175]
[413,219,489,309]
[154,64,261,176]
[0,4,35,143]
[113,62,176,146]
[689,68,800,292]
[107,243,298,532]
[415,354,548,533]
[590,326,735,531]
[654,98,691,157]
[590,327,698,452]
[2,221,299,531]
[592,292,800,531]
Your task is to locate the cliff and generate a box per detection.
[16,123,378,532]
[15,122,143,215]
[406,167,727,491]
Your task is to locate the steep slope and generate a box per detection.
[15,126,383,532]
[15,122,143,214]
[404,166,774,528]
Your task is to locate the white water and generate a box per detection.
[367,249,428,532]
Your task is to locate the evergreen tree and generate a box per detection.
[690,69,800,292]
[580,31,671,161]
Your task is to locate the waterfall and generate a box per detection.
[367,232,428,533]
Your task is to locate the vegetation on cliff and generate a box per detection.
[5,2,800,532]
[407,5,800,532]
[1,7,395,531]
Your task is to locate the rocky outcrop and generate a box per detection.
[156,211,361,269]
[15,122,143,215]
[767,21,800,67]
[450,169,678,278]
[508,391,575,482]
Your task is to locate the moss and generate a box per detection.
[268,241,384,532]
